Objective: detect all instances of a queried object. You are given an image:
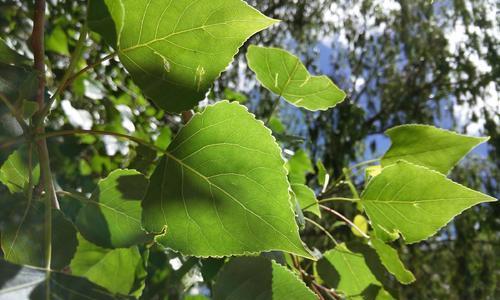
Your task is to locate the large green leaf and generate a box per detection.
[0,259,130,299]
[246,46,345,111]
[371,238,415,284]
[382,125,488,174]
[290,183,321,217]
[361,161,496,243]
[213,256,316,300]
[0,197,77,270]
[0,147,39,194]
[76,169,152,248]
[96,0,277,113]
[70,234,142,295]
[142,101,312,258]
[317,243,384,299]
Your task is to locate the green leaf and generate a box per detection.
[21,100,39,119]
[70,234,142,295]
[88,0,118,47]
[268,116,285,134]
[0,147,39,194]
[371,238,415,284]
[382,125,489,174]
[76,169,152,248]
[317,243,382,298]
[223,88,248,104]
[45,26,70,55]
[0,38,30,65]
[286,149,313,184]
[316,160,328,188]
[1,197,77,270]
[291,183,321,217]
[0,259,130,299]
[97,0,277,113]
[246,46,346,111]
[142,101,312,258]
[213,256,316,300]
[361,161,496,243]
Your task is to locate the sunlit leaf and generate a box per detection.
[142,101,312,258]
[361,161,496,243]
[76,169,152,248]
[0,147,39,194]
[46,26,70,55]
[351,215,368,237]
[213,256,316,300]
[247,46,345,111]
[382,125,488,174]
[70,234,142,295]
[93,0,277,113]
[286,149,313,184]
[371,238,415,284]
[291,183,321,217]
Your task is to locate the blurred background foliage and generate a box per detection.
[0,0,498,299]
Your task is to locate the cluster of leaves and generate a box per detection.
[0,0,497,299]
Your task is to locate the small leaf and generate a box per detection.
[0,147,39,194]
[70,234,142,295]
[247,46,346,111]
[361,161,496,243]
[291,183,321,217]
[286,149,313,184]
[371,238,415,284]
[213,256,316,300]
[317,243,382,298]
[45,26,70,55]
[268,116,285,134]
[223,88,248,104]
[76,169,152,248]
[0,259,130,299]
[96,0,277,113]
[382,125,488,174]
[142,101,312,258]
[316,160,329,188]
[351,215,368,237]
[1,197,77,270]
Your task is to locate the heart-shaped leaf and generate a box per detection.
[361,161,496,243]
[93,0,277,113]
[382,125,488,174]
[142,101,312,258]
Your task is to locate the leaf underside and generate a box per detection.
[361,161,496,243]
[142,101,311,258]
[382,124,488,174]
[247,45,345,111]
[99,0,277,113]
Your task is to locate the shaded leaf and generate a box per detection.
[382,125,488,174]
[142,101,312,258]
[0,38,29,65]
[361,161,496,243]
[213,256,316,300]
[97,0,277,113]
[1,197,77,270]
[70,234,142,295]
[76,169,152,248]
[0,259,131,299]
[371,238,415,284]
[317,243,385,299]
[247,46,345,111]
